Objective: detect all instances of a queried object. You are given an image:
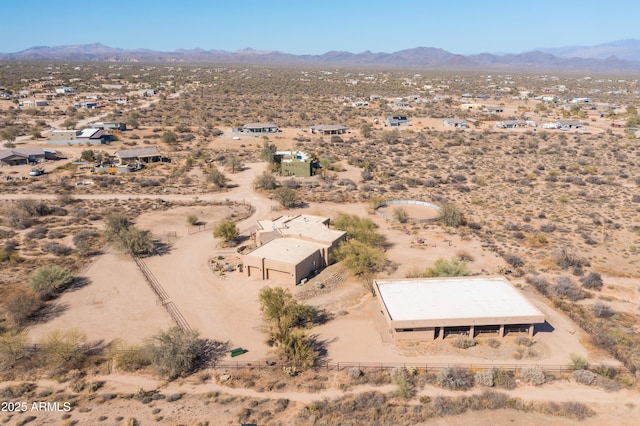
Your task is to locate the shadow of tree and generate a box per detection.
[66,276,91,292]
[30,302,69,324]
[152,240,173,256]
[200,339,231,368]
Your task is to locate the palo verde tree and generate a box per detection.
[213,220,239,245]
[258,286,318,368]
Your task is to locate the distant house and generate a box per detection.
[385,115,410,127]
[443,118,469,129]
[556,120,584,130]
[352,100,369,107]
[392,101,411,108]
[115,147,162,165]
[541,94,557,102]
[495,120,527,129]
[571,97,591,103]
[0,147,45,166]
[91,122,127,131]
[309,124,348,135]
[140,89,156,97]
[55,87,75,94]
[48,128,111,145]
[74,101,98,109]
[242,122,279,134]
[460,103,483,111]
[485,106,504,114]
[21,100,48,107]
[461,93,474,99]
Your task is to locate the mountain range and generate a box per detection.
[2,40,640,72]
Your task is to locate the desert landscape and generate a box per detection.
[1,57,640,425]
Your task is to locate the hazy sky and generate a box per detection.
[2,0,638,54]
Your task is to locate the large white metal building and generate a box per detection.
[374,277,545,340]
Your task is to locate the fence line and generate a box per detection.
[209,360,626,375]
[133,256,192,333]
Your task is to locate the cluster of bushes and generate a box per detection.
[104,215,154,256]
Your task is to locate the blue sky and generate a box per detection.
[2,1,638,54]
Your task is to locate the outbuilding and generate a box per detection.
[375,277,545,340]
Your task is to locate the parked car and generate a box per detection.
[29,168,44,176]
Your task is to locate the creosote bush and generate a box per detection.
[28,265,74,298]
[580,272,603,290]
[436,203,466,227]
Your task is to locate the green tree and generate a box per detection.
[213,220,239,244]
[273,187,297,208]
[1,126,19,148]
[41,328,87,369]
[187,214,199,226]
[225,154,244,173]
[253,172,277,190]
[334,240,386,294]
[116,226,154,256]
[0,330,28,363]
[81,149,95,161]
[207,167,228,189]
[28,265,74,297]
[104,215,132,240]
[145,327,210,380]
[259,141,278,163]
[334,213,383,245]
[258,287,317,367]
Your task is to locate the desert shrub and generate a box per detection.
[551,276,587,301]
[580,272,603,290]
[514,337,534,347]
[283,178,300,189]
[540,223,556,232]
[0,330,29,364]
[213,220,239,244]
[333,213,383,245]
[456,250,474,262]
[572,369,596,385]
[503,253,524,268]
[145,327,213,380]
[42,241,72,256]
[25,226,48,240]
[72,230,99,256]
[591,302,615,318]
[467,221,482,230]
[2,289,43,326]
[424,257,470,277]
[569,354,588,370]
[115,227,154,256]
[521,367,546,385]
[41,328,87,369]
[334,240,386,291]
[589,331,616,350]
[486,338,501,349]
[253,172,277,190]
[393,373,415,399]
[554,247,590,270]
[206,167,228,189]
[113,346,151,372]
[47,230,65,239]
[475,370,494,387]
[526,274,550,295]
[348,368,363,379]
[431,396,467,416]
[493,368,516,389]
[28,265,74,297]
[392,206,410,223]
[452,336,477,349]
[436,203,466,227]
[436,367,473,390]
[595,376,621,392]
[273,187,298,208]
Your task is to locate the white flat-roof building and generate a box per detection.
[375,277,545,340]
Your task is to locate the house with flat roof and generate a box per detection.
[91,122,127,131]
[242,122,279,134]
[309,125,348,135]
[115,147,162,165]
[443,118,469,129]
[277,150,316,177]
[495,120,527,129]
[244,214,346,285]
[375,277,545,340]
[385,116,409,127]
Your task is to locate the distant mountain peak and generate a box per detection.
[1,41,639,72]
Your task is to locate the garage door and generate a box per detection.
[266,268,292,284]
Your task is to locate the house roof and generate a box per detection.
[246,237,325,264]
[242,122,277,129]
[376,277,545,324]
[443,118,468,125]
[115,146,161,159]
[0,147,44,160]
[77,128,101,138]
[257,214,345,245]
[310,124,348,131]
